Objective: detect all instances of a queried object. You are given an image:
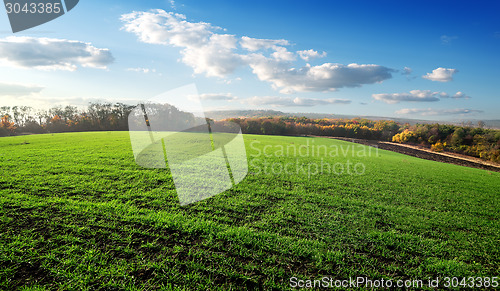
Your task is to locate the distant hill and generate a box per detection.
[456,119,500,129]
[204,110,286,119]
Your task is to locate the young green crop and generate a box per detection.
[0,132,498,290]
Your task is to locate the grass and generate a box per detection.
[0,131,499,290]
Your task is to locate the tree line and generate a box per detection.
[392,123,500,163]
[213,117,399,140]
[0,103,135,136]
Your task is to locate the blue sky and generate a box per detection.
[0,0,499,120]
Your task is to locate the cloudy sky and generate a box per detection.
[0,0,499,120]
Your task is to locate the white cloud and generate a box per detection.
[373,90,472,104]
[126,67,157,74]
[402,67,412,75]
[240,36,289,51]
[242,96,351,107]
[121,10,394,92]
[372,90,443,104]
[121,11,243,78]
[422,67,458,82]
[0,82,44,96]
[121,10,214,46]
[182,34,244,77]
[271,47,296,62]
[0,36,114,71]
[441,35,458,44]
[198,93,237,101]
[396,108,483,116]
[451,91,471,99]
[297,49,327,61]
[246,60,394,94]
[293,97,351,106]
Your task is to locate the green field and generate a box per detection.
[0,132,499,290]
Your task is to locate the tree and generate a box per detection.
[451,127,466,146]
[0,106,10,118]
[0,115,16,136]
[245,119,261,134]
[63,106,78,123]
[261,120,274,135]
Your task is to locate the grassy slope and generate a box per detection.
[0,132,498,290]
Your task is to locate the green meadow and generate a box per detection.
[0,132,499,290]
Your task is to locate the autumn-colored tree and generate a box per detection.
[431,141,446,152]
[0,115,16,136]
[392,129,416,143]
[50,115,62,123]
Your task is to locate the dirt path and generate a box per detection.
[324,137,500,173]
